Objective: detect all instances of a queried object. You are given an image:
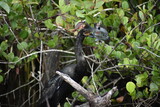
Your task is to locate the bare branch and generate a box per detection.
[56,71,94,101]
[56,71,118,107]
[0,49,74,65]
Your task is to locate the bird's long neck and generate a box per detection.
[75,30,86,66]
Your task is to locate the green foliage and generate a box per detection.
[0,0,160,106]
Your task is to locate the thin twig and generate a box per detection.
[0,49,74,65]
[93,8,115,17]
[136,45,160,58]
[0,79,35,97]
[143,22,160,33]
[99,64,153,71]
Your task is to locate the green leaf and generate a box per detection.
[95,1,104,9]
[59,0,65,7]
[47,35,59,48]
[17,42,28,50]
[26,1,38,5]
[155,40,160,50]
[150,83,159,92]
[83,1,94,9]
[143,88,149,98]
[0,41,9,51]
[55,16,64,26]
[27,54,38,63]
[135,72,148,87]
[123,58,130,64]
[117,9,124,17]
[7,52,14,61]
[82,76,88,84]
[114,51,125,59]
[0,69,2,73]
[105,44,112,55]
[151,76,160,87]
[44,19,55,30]
[0,1,10,13]
[87,9,98,15]
[85,16,93,24]
[19,30,28,39]
[122,17,128,25]
[61,5,71,13]
[122,1,129,9]
[12,0,21,3]
[136,91,143,99]
[76,10,85,18]
[139,11,145,21]
[126,81,136,94]
[64,102,70,107]
[0,75,3,83]
[95,52,101,59]
[9,64,15,69]
[84,36,95,46]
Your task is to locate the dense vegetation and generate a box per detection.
[0,0,160,107]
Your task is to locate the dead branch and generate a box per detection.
[56,71,118,107]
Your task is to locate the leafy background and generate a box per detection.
[0,0,160,107]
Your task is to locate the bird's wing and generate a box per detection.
[39,74,63,103]
[39,64,77,103]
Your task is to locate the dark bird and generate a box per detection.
[38,24,94,107]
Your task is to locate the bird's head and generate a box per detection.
[82,24,94,37]
[75,22,94,38]
[90,22,110,43]
[75,22,110,43]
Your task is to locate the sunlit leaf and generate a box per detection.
[122,1,129,9]
[95,1,104,9]
[44,19,55,29]
[17,42,28,50]
[0,1,10,13]
[59,0,65,7]
[122,17,128,25]
[76,10,85,18]
[150,83,159,92]
[139,11,145,21]
[82,76,88,84]
[0,41,9,51]
[117,9,124,17]
[105,44,112,55]
[126,81,136,94]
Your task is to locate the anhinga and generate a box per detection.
[38,24,94,107]
[38,23,110,107]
